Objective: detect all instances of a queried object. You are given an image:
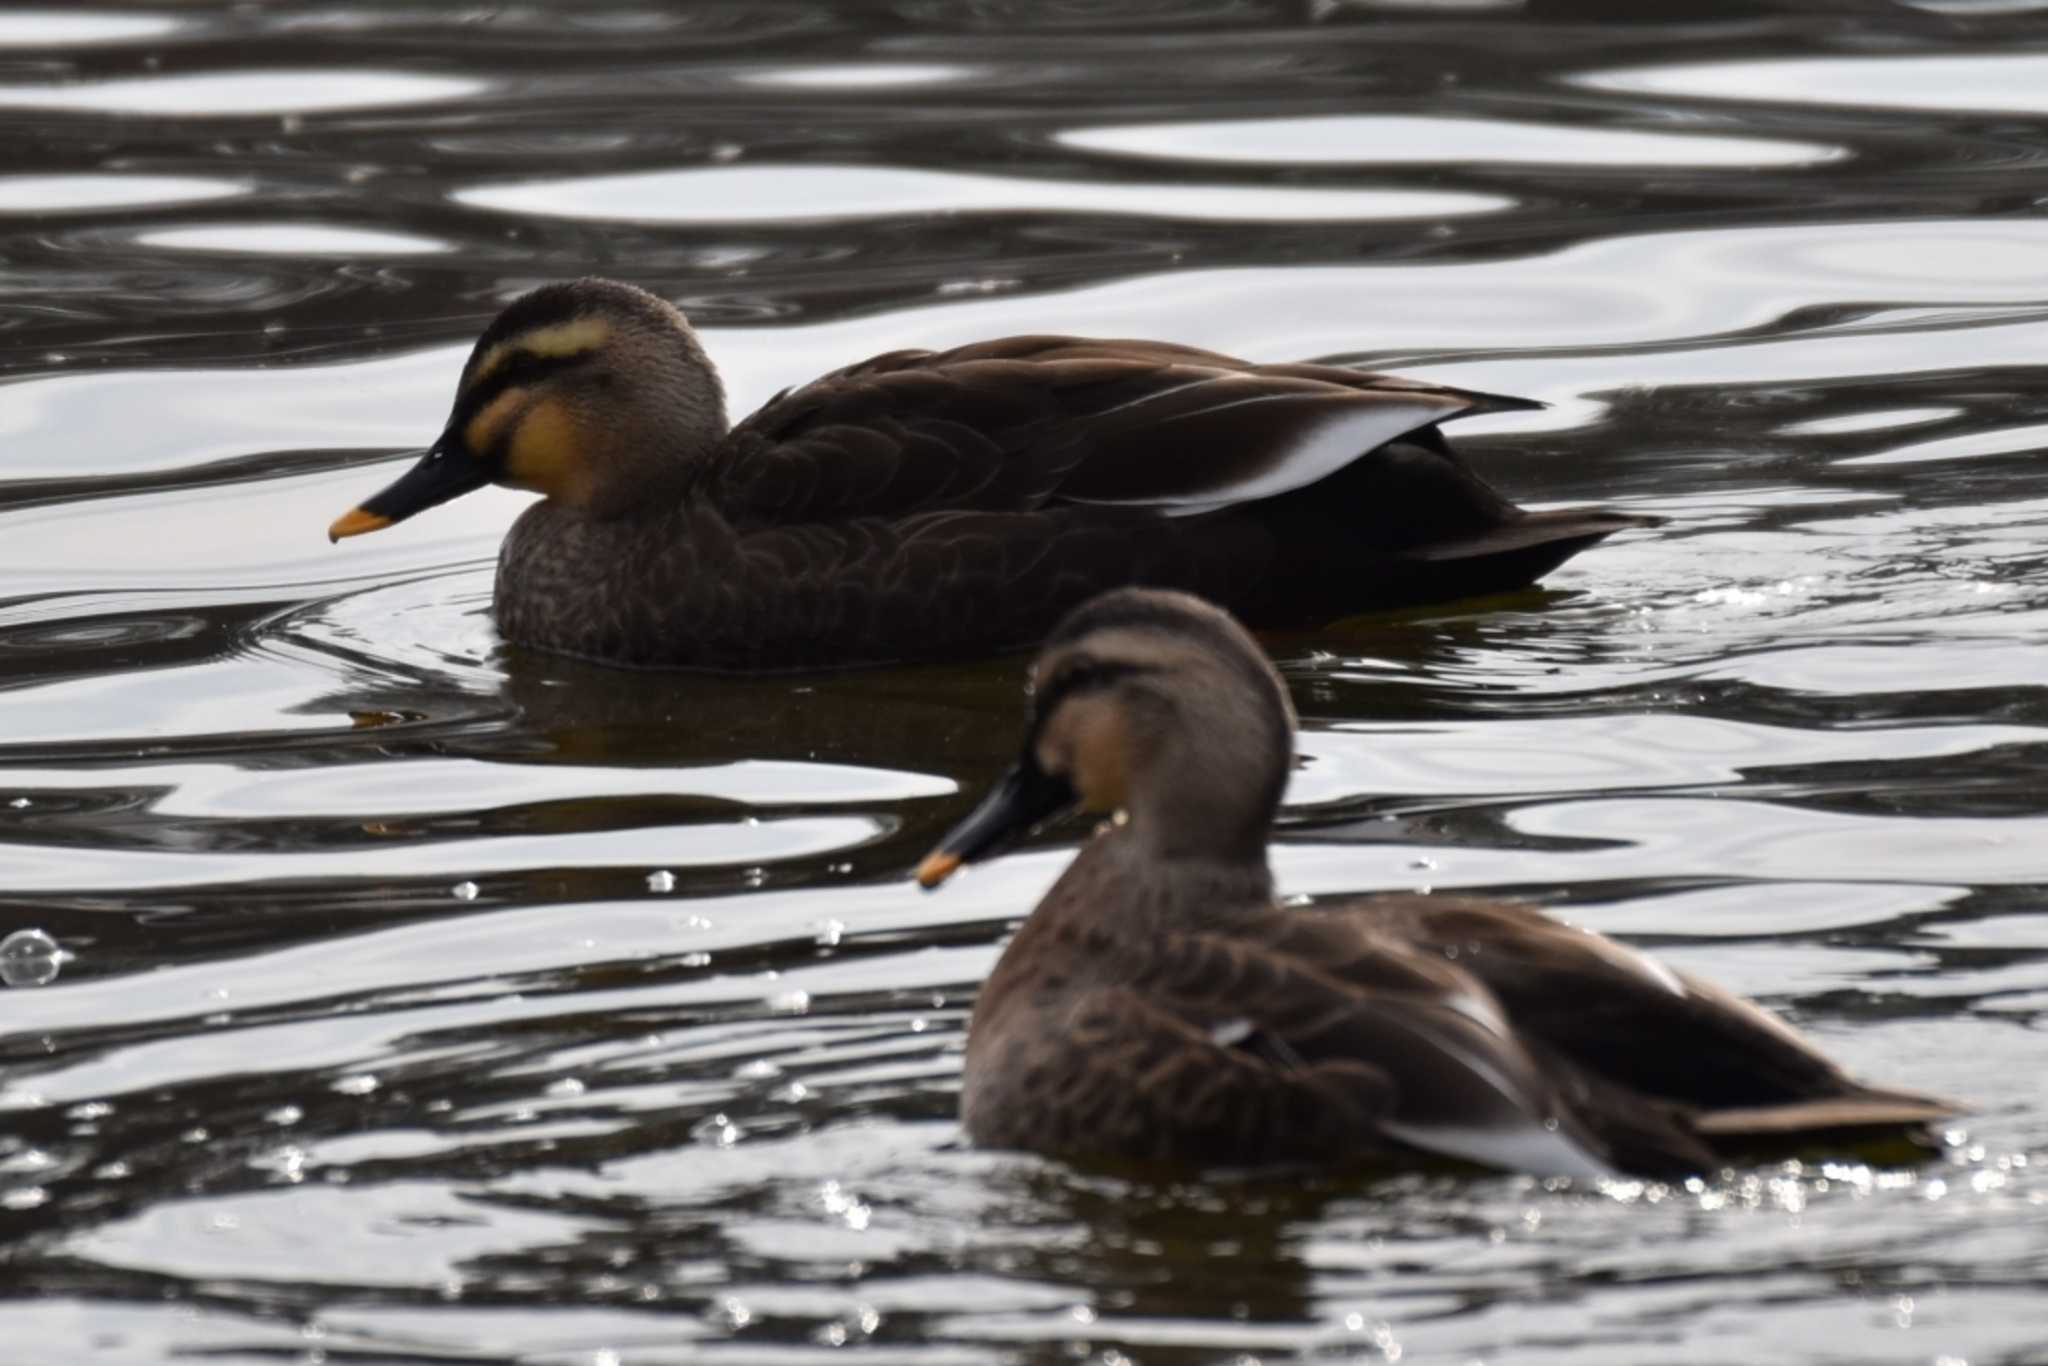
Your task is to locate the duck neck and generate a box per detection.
[1091,817,1278,925]
[583,328,730,520]
[1121,717,1288,869]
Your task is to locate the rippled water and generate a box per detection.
[4,3,2048,1362]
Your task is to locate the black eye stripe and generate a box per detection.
[1031,659,1146,725]
[496,349,575,387]
[456,347,591,433]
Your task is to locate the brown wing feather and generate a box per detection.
[964,984,1400,1165]
[709,336,1527,526]
[1308,895,1955,1122]
[972,894,1635,1173]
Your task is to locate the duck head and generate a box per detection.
[328,278,728,541]
[917,588,1297,888]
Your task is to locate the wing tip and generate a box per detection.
[1693,1093,1964,1137]
[1451,388,1549,417]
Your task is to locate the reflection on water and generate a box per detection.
[4,2,2048,1363]
[0,70,486,115]
[1057,113,1842,167]
[455,162,1512,223]
[1581,50,2048,112]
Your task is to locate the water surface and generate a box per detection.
[4,3,2048,1363]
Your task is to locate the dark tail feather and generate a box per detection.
[1374,507,1661,603]
[1409,507,1665,564]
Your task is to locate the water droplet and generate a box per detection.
[768,989,811,1014]
[266,1105,303,1126]
[7,797,29,808]
[679,951,712,968]
[0,1148,55,1176]
[733,1058,783,1081]
[936,276,1019,297]
[0,928,63,988]
[252,1145,307,1183]
[332,1074,379,1097]
[645,869,676,893]
[693,1113,745,1148]
[451,880,479,901]
[813,919,845,946]
[546,1077,586,1098]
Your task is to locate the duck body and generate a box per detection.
[922,588,1957,1178]
[332,282,1655,671]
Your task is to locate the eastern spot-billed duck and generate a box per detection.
[329,278,1656,672]
[916,588,1957,1178]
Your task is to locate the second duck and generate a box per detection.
[918,588,1955,1177]
[329,278,1655,671]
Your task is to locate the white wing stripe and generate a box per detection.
[1075,397,1459,512]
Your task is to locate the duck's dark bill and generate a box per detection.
[915,760,1076,889]
[328,436,487,542]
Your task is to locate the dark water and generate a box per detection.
[4,2,2048,1361]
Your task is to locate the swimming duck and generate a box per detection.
[328,278,1655,671]
[917,588,1957,1177]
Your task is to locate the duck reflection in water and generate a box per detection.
[918,588,1958,1178]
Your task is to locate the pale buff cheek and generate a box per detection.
[1041,704,1130,814]
[502,399,590,505]
[1076,749,1129,814]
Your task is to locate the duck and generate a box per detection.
[327,278,1657,672]
[915,587,1958,1178]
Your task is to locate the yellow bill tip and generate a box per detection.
[915,851,963,890]
[327,507,392,543]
